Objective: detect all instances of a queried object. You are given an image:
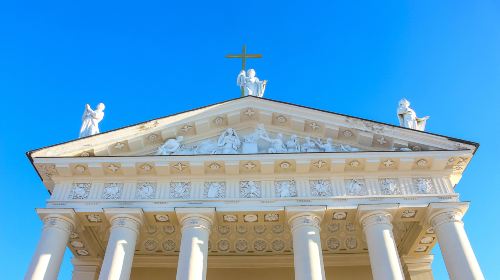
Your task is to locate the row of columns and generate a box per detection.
[25,203,484,280]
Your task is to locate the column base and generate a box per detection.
[72,258,102,280]
[402,255,434,280]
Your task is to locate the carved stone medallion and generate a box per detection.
[170,182,191,199]
[162,240,176,252]
[345,179,367,196]
[254,225,266,234]
[144,240,158,251]
[235,239,248,252]
[217,239,230,251]
[70,183,91,199]
[310,180,331,197]
[345,237,358,249]
[135,182,156,199]
[240,181,262,198]
[254,240,267,252]
[327,238,341,250]
[414,178,434,194]
[272,239,285,251]
[102,183,123,199]
[380,178,399,195]
[275,180,297,198]
[204,182,226,199]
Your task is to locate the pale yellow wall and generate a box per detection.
[130,266,373,280]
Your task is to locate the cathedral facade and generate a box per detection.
[25,96,484,280]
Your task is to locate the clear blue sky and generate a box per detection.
[0,1,499,279]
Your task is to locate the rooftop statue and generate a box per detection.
[397,98,429,131]
[79,103,105,138]
[237,69,267,97]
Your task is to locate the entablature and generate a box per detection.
[34,150,471,192]
[51,202,450,266]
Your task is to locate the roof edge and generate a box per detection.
[26,96,479,158]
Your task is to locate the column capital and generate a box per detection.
[359,211,393,230]
[104,208,144,233]
[357,204,399,229]
[175,208,215,232]
[286,206,326,232]
[36,208,76,234]
[426,202,469,228]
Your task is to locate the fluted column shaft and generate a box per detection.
[429,207,484,280]
[287,206,326,280]
[99,210,143,280]
[26,211,75,280]
[360,211,404,280]
[176,208,214,280]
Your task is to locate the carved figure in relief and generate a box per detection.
[314,138,334,152]
[71,183,90,199]
[311,180,330,196]
[301,137,318,152]
[194,140,218,155]
[79,103,105,138]
[338,144,360,152]
[137,183,155,199]
[415,178,433,194]
[397,98,429,131]
[217,128,241,154]
[237,69,267,97]
[380,179,399,195]
[149,123,370,156]
[261,133,287,153]
[241,181,261,198]
[206,182,224,198]
[103,183,122,199]
[286,135,301,152]
[242,124,268,153]
[157,136,184,155]
[276,181,296,197]
[347,179,366,196]
[171,182,190,198]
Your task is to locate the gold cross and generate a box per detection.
[226,45,263,96]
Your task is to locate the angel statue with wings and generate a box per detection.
[79,103,105,138]
[397,98,429,131]
[237,69,267,97]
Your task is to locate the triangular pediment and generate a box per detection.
[28,96,477,159]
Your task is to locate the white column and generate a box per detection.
[428,203,484,280]
[25,209,75,280]
[98,209,143,280]
[359,210,404,280]
[175,208,215,280]
[286,206,326,280]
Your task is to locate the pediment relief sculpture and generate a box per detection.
[155,123,361,156]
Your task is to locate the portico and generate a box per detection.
[26,202,483,280]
